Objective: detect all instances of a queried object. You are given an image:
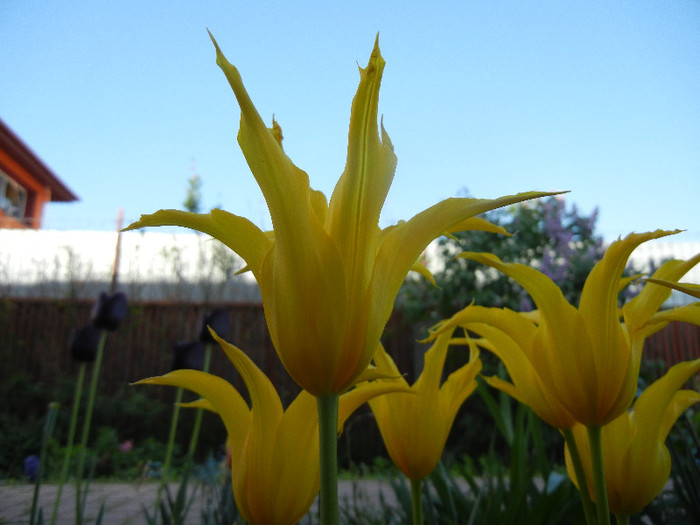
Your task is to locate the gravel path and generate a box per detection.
[0,479,400,525]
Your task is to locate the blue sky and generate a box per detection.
[2,1,699,242]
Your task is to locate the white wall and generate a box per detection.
[0,229,259,301]
[1,229,698,305]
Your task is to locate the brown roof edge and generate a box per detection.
[0,118,79,202]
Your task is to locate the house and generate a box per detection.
[0,119,78,228]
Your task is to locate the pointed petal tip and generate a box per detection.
[131,376,164,386]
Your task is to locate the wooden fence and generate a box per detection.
[2,297,698,397]
[0,298,417,404]
[1,297,698,466]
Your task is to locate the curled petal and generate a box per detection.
[134,370,250,456]
[646,279,700,299]
[124,209,271,278]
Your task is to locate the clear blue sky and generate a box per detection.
[2,1,699,242]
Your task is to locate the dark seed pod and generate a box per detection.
[172,341,205,371]
[199,308,229,344]
[70,324,102,362]
[91,292,129,331]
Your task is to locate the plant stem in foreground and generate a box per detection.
[562,428,597,525]
[75,331,107,525]
[587,424,611,525]
[51,364,86,525]
[155,386,184,520]
[411,478,423,525]
[186,344,213,460]
[317,393,339,525]
[615,514,630,525]
[30,402,60,525]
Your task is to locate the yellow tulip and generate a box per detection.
[125,34,552,396]
[564,359,700,517]
[135,331,406,525]
[369,329,481,481]
[429,231,700,428]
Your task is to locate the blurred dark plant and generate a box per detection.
[70,324,102,363]
[90,292,129,331]
[172,341,205,371]
[198,308,229,344]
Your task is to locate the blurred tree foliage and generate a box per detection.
[397,194,609,326]
[183,173,202,214]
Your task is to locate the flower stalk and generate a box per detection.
[562,428,597,525]
[50,364,86,525]
[186,343,213,460]
[30,402,60,525]
[317,393,339,525]
[411,478,423,525]
[588,424,611,525]
[75,330,107,525]
[154,386,184,518]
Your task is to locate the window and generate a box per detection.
[0,170,27,221]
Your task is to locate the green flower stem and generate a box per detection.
[587,424,611,525]
[50,363,86,525]
[186,344,213,460]
[614,514,630,525]
[562,428,597,525]
[410,478,423,525]
[30,402,60,525]
[75,331,108,525]
[155,386,184,517]
[317,393,339,525]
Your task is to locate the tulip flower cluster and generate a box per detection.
[429,232,700,524]
[129,33,700,525]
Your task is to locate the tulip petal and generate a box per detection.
[209,329,284,491]
[474,324,577,429]
[209,33,316,239]
[368,192,559,365]
[410,260,437,286]
[210,35,354,397]
[624,250,700,334]
[444,216,512,236]
[134,370,250,454]
[580,231,679,342]
[644,303,700,332]
[270,390,321,524]
[632,358,700,447]
[210,330,283,424]
[338,378,413,433]
[459,252,603,421]
[327,36,397,299]
[413,330,452,393]
[441,339,481,415]
[124,208,271,278]
[646,279,700,299]
[369,330,481,480]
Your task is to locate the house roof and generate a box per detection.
[0,119,78,202]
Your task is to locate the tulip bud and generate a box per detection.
[70,324,102,362]
[172,341,205,371]
[91,292,129,331]
[198,308,229,344]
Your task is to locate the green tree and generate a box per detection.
[183,173,202,214]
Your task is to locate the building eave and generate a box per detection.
[0,118,79,202]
